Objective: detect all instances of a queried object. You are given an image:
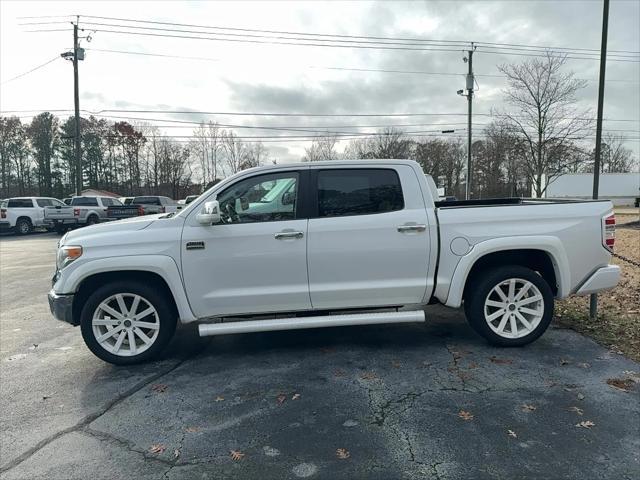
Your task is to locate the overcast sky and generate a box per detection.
[1,0,638,162]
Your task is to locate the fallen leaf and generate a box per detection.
[467,362,479,370]
[230,450,245,461]
[577,393,585,401]
[458,410,474,421]
[360,371,378,381]
[577,362,591,369]
[606,378,634,392]
[214,396,225,402]
[291,393,301,400]
[184,426,200,433]
[336,448,350,459]
[149,444,166,454]
[276,394,287,404]
[489,356,512,365]
[560,358,571,366]
[508,429,517,438]
[568,406,584,415]
[521,404,537,412]
[174,449,180,458]
[151,384,168,393]
[575,420,595,429]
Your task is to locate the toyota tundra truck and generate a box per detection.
[48,160,620,365]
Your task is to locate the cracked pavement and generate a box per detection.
[1,233,639,479]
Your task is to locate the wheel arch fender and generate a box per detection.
[444,236,570,308]
[64,255,197,323]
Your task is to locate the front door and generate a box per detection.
[307,166,431,309]
[181,169,311,318]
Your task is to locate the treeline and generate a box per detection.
[0,114,264,199]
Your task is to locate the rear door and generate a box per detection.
[181,169,311,318]
[307,165,431,309]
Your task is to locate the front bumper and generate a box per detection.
[48,289,78,325]
[575,265,621,296]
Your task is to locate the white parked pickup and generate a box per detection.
[0,197,77,234]
[48,160,621,365]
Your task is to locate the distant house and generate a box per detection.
[544,173,640,206]
[70,188,121,198]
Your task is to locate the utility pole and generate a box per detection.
[590,0,610,321]
[458,44,476,200]
[73,17,82,196]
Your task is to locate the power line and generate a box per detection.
[29,14,639,56]
[0,56,59,85]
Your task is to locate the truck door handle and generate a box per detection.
[397,224,427,233]
[274,231,304,240]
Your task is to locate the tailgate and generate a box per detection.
[44,206,75,220]
[107,206,140,218]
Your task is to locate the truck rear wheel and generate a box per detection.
[80,281,177,365]
[15,218,32,235]
[464,265,554,347]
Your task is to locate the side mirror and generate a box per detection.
[196,200,221,225]
[281,191,295,206]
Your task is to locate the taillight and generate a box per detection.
[137,206,144,216]
[74,208,80,217]
[1,209,6,219]
[160,206,166,213]
[603,213,615,251]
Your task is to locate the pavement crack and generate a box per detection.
[0,339,211,475]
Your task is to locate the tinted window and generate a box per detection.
[133,197,160,205]
[123,198,133,205]
[7,199,34,208]
[36,198,53,207]
[216,172,298,224]
[51,199,66,207]
[101,198,114,206]
[317,169,404,218]
[71,197,98,206]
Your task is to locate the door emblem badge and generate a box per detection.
[186,241,205,250]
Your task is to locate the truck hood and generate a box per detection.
[62,214,162,244]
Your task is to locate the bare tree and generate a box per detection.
[344,128,411,160]
[243,142,266,169]
[192,122,223,185]
[497,53,592,197]
[222,131,247,174]
[584,133,637,173]
[302,134,338,161]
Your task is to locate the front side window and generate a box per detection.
[216,172,299,224]
[316,169,404,217]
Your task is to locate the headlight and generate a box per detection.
[56,245,83,270]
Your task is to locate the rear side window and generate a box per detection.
[133,197,160,205]
[316,169,404,218]
[8,199,34,208]
[71,197,98,206]
[36,198,53,207]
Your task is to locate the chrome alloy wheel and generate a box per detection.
[92,293,160,356]
[483,278,544,339]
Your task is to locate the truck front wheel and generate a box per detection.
[464,265,554,347]
[80,281,177,365]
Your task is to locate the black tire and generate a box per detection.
[15,218,32,235]
[54,224,68,235]
[80,281,177,365]
[86,215,99,226]
[464,265,554,347]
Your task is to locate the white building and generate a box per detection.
[544,173,639,206]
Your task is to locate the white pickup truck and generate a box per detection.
[48,160,620,365]
[0,197,77,234]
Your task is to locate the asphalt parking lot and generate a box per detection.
[1,233,639,480]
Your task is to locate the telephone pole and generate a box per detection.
[458,44,475,200]
[466,45,474,200]
[73,17,82,196]
[590,0,610,321]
